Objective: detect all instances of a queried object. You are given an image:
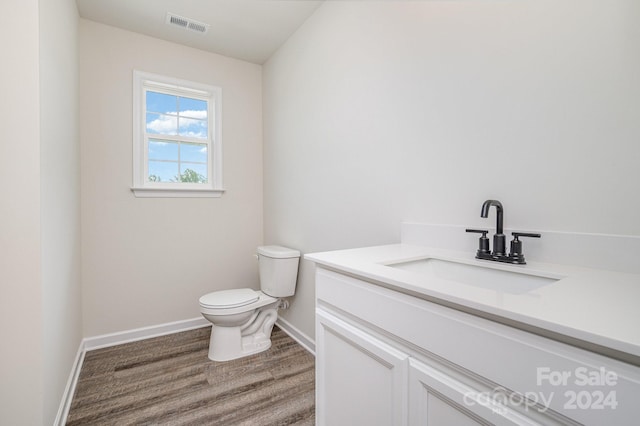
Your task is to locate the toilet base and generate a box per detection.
[207,307,278,362]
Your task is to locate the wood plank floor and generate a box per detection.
[66,326,315,425]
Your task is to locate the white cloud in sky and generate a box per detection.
[146,110,207,138]
[147,115,177,134]
[180,110,207,119]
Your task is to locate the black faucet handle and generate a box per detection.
[512,232,541,240]
[466,229,490,255]
[509,232,541,264]
[466,228,488,236]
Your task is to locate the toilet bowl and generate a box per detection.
[199,246,300,362]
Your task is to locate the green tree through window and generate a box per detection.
[148,168,206,183]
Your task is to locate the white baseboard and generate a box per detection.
[276,317,316,356]
[56,315,314,425]
[54,341,86,426]
[83,317,210,351]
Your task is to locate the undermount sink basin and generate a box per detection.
[387,258,559,294]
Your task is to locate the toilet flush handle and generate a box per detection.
[278,299,290,310]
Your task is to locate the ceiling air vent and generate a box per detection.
[166,13,209,34]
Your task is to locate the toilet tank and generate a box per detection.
[257,245,300,297]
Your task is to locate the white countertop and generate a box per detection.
[306,244,640,362]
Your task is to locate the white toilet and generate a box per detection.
[199,245,300,361]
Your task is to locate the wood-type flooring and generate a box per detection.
[66,325,315,425]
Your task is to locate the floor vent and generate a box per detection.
[166,13,209,34]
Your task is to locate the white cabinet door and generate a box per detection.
[316,309,409,426]
[409,358,563,426]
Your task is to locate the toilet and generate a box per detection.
[199,245,300,361]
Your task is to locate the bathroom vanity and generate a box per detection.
[306,225,640,426]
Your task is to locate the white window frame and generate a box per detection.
[131,70,224,198]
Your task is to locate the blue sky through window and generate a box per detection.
[146,91,177,114]
[148,139,207,182]
[179,97,207,117]
[146,91,208,139]
[148,140,178,160]
[180,143,207,163]
[145,89,209,183]
[149,161,179,182]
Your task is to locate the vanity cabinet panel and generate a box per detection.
[315,266,639,425]
[316,310,408,426]
[409,358,488,426]
[408,358,551,426]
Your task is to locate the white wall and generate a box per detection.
[40,0,82,423]
[263,0,640,339]
[0,1,43,424]
[80,20,264,336]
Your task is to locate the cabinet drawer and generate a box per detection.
[316,267,640,425]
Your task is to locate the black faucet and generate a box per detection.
[466,200,540,264]
[481,200,505,256]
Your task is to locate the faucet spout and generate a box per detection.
[480,199,505,256]
[481,200,503,235]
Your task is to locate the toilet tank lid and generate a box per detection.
[257,245,300,259]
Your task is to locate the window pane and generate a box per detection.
[179,97,207,119]
[146,91,177,114]
[148,161,179,183]
[179,117,208,139]
[180,143,207,163]
[146,113,177,135]
[180,163,208,183]
[148,140,178,161]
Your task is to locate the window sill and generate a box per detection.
[131,187,225,198]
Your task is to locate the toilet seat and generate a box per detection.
[200,289,278,316]
[199,288,259,309]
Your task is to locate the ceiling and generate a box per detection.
[76,0,324,64]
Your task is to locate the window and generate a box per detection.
[132,70,223,197]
